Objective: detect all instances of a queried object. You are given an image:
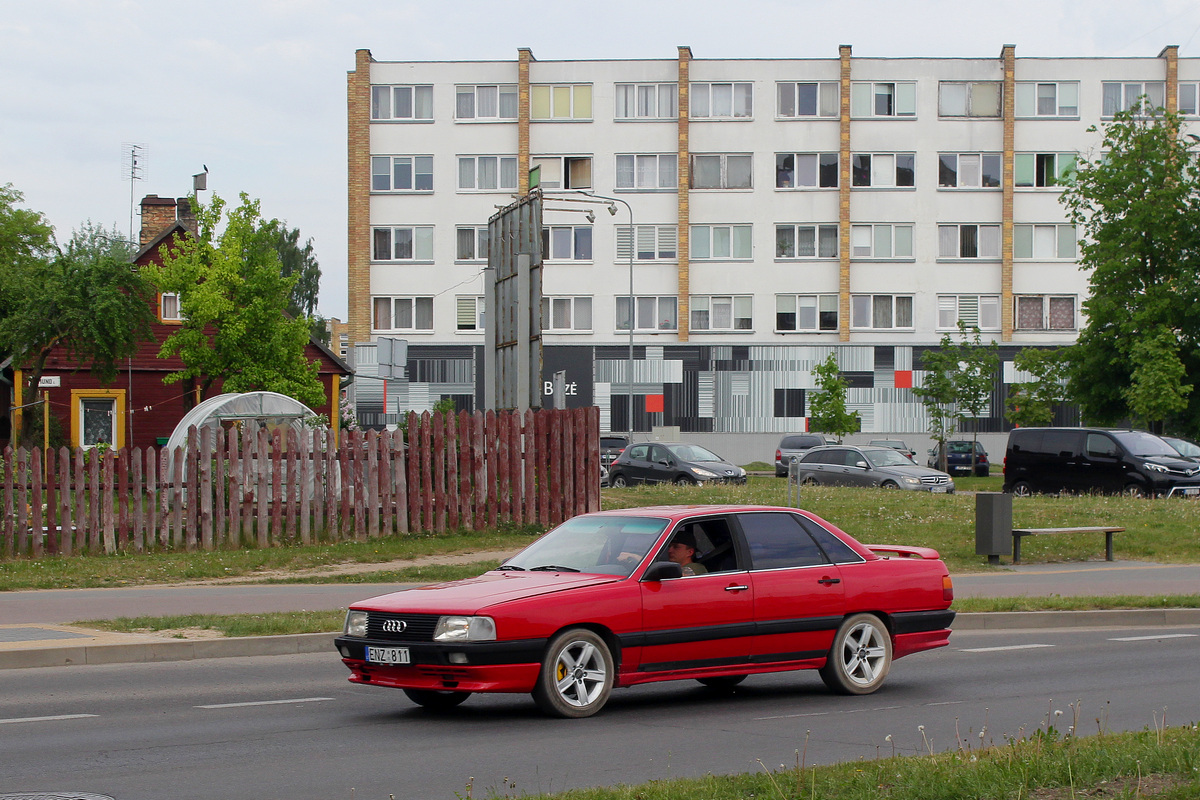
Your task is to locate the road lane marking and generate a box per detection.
[960,644,1054,653]
[1109,633,1197,642]
[195,697,334,709]
[0,714,98,725]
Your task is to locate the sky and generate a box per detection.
[5,0,1200,321]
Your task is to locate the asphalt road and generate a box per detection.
[1,623,1197,799]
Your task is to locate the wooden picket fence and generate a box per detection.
[1,407,600,558]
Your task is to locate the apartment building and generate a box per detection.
[346,45,1191,449]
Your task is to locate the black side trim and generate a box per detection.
[890,609,957,635]
[755,615,842,637]
[335,636,546,666]
[751,649,827,664]
[639,655,749,672]
[619,622,757,649]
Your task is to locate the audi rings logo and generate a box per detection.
[382,619,408,633]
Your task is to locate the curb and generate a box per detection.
[3,609,1198,670]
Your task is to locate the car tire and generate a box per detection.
[1123,483,1147,498]
[819,613,892,696]
[800,476,820,486]
[673,475,697,486]
[610,473,629,488]
[697,675,747,690]
[880,481,899,489]
[1010,481,1034,497]
[402,689,471,710]
[532,628,615,719]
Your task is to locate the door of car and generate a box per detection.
[644,444,678,483]
[733,510,847,664]
[621,443,654,484]
[840,449,877,487]
[1079,432,1128,492]
[823,448,865,486]
[637,516,753,672]
[1035,429,1082,492]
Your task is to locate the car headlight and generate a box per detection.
[691,467,717,479]
[344,610,368,638]
[902,476,921,485]
[1143,463,1169,473]
[434,616,497,642]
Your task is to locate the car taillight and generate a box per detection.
[943,575,954,602]
[775,449,782,461]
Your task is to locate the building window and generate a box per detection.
[373,226,434,261]
[531,84,592,120]
[938,295,1000,330]
[691,225,752,260]
[938,224,1001,259]
[851,153,915,187]
[776,153,838,189]
[371,85,433,120]
[1015,295,1076,331]
[1179,82,1200,115]
[1015,152,1077,188]
[542,225,592,261]
[1015,82,1079,117]
[690,295,752,331]
[851,224,914,259]
[850,82,916,118]
[531,156,592,189]
[851,295,914,329]
[616,225,677,262]
[371,156,433,192]
[457,156,518,191]
[456,296,486,331]
[81,398,116,447]
[616,296,677,331]
[690,82,753,118]
[775,224,838,259]
[455,226,489,261]
[455,85,518,120]
[777,82,838,117]
[160,293,182,322]
[938,153,1002,188]
[541,296,592,332]
[690,153,752,189]
[1014,224,1077,259]
[615,83,677,119]
[615,154,677,189]
[776,294,838,332]
[373,297,433,332]
[1102,81,1165,116]
[939,82,1001,117]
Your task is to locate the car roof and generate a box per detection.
[582,504,801,521]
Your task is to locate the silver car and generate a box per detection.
[795,445,954,492]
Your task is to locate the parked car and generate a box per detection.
[599,435,629,468]
[928,440,990,477]
[1003,428,1200,497]
[608,442,746,487]
[775,433,839,476]
[334,504,956,717]
[868,439,917,461]
[795,445,954,492]
[1162,435,1200,462]
[599,464,609,488]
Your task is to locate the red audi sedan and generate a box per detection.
[335,505,955,718]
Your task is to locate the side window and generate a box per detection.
[796,516,865,564]
[738,512,831,570]
[1042,430,1079,457]
[628,444,651,461]
[827,449,853,466]
[650,444,671,463]
[1086,433,1119,458]
[661,517,739,573]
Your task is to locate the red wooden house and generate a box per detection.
[6,194,350,452]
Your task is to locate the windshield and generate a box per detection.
[864,448,914,468]
[665,443,724,463]
[501,515,670,576]
[1112,431,1182,458]
[1165,437,1200,457]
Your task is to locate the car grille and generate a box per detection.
[366,612,440,642]
[920,475,952,486]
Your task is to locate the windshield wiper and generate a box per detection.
[529,565,581,572]
[495,564,526,571]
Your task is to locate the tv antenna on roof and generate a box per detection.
[121,142,147,242]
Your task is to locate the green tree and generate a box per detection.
[808,351,859,442]
[1123,326,1193,433]
[263,219,321,320]
[914,334,960,472]
[954,323,1000,475]
[1060,101,1200,434]
[141,193,326,409]
[1005,348,1071,429]
[0,184,56,321]
[0,221,157,445]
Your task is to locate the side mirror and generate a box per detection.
[642,561,684,581]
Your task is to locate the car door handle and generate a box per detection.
[817,577,841,586]
[724,584,749,592]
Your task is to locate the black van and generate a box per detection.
[1002,427,1200,497]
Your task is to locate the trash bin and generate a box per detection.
[156,437,170,446]
[975,492,1012,565]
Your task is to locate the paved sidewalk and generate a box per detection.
[2,559,1198,670]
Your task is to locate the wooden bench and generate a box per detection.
[1011,527,1125,564]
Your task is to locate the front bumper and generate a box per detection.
[335,635,547,693]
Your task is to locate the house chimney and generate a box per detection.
[140,194,178,246]
[176,197,198,236]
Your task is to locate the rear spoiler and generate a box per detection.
[863,544,942,560]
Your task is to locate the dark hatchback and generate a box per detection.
[608,442,747,487]
[928,440,990,477]
[600,435,629,468]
